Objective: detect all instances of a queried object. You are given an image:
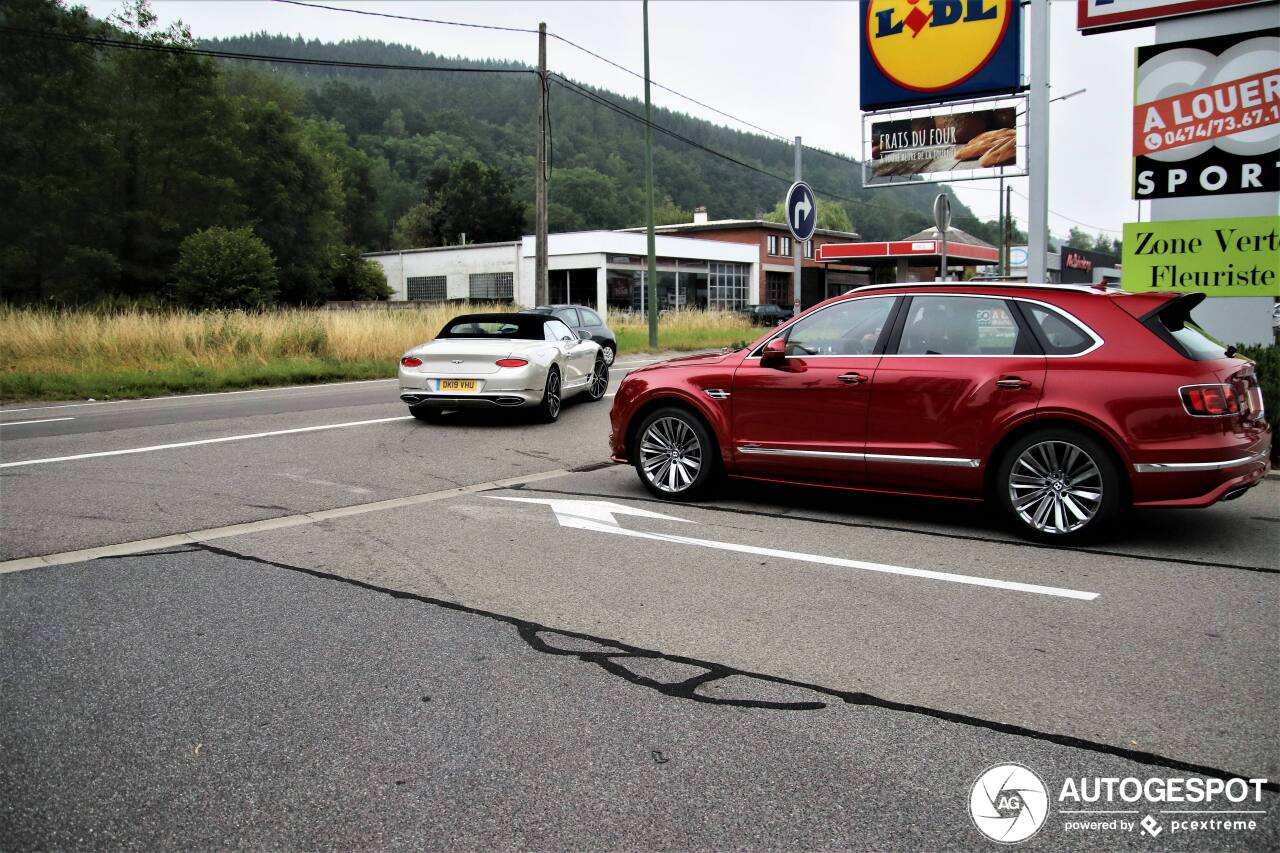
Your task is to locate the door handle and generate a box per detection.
[996,377,1032,389]
[837,372,868,384]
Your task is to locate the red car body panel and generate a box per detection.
[609,284,1271,512]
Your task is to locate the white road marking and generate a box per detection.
[491,497,1101,601]
[0,416,413,469]
[0,469,575,574]
[0,417,76,427]
[0,378,399,414]
[0,357,663,415]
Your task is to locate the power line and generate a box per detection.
[551,74,1008,226]
[544,32,790,142]
[1010,188,1124,234]
[271,0,847,152]
[0,25,538,75]
[271,0,538,34]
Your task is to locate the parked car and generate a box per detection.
[741,304,794,326]
[520,305,618,365]
[609,284,1270,543]
[399,312,608,423]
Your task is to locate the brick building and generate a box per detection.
[629,208,871,310]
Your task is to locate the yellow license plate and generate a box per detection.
[440,379,478,392]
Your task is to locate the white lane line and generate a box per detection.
[493,497,1100,601]
[0,378,400,414]
[0,468,575,574]
[0,416,413,469]
[0,356,665,415]
[0,417,76,427]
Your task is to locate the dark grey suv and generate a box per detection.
[521,305,618,365]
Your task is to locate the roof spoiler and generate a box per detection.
[1136,292,1205,330]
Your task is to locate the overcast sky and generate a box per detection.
[83,0,1152,241]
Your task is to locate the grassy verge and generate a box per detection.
[0,305,757,403]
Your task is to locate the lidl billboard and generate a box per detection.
[859,0,1023,111]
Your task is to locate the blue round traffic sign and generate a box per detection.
[785,181,817,242]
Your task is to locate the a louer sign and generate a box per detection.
[1121,215,1280,296]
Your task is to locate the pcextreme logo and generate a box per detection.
[865,0,1014,93]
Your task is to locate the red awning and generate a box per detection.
[817,240,999,264]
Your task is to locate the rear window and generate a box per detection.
[1024,305,1094,355]
[1142,296,1229,361]
[437,314,546,340]
[1163,319,1228,360]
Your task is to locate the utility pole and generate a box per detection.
[1027,0,1050,283]
[643,0,657,348]
[535,22,548,306]
[793,136,802,314]
[998,174,1005,276]
[1004,184,1013,276]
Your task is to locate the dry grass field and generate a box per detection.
[0,304,759,402]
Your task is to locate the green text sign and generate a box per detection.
[1122,216,1280,297]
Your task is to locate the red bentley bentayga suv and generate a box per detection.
[608,284,1271,542]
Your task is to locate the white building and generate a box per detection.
[364,230,759,317]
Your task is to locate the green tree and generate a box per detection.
[231,98,344,303]
[172,226,278,308]
[392,158,524,248]
[0,0,123,302]
[654,196,691,226]
[328,248,391,301]
[762,198,855,233]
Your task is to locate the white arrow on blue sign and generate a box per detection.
[785,181,817,243]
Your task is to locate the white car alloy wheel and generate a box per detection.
[586,357,609,401]
[539,369,561,422]
[639,416,704,493]
[1007,440,1104,535]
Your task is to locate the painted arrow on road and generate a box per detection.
[488,497,1098,601]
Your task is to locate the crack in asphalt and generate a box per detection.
[512,484,1280,575]
[186,541,1277,790]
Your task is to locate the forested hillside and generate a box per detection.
[1,0,1008,307]
[207,31,988,241]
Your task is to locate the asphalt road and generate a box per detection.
[2,371,1278,850]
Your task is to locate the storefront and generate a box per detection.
[365,231,757,316]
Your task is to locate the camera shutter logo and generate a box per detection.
[969,763,1049,843]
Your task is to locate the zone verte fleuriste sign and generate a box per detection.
[1122,216,1280,296]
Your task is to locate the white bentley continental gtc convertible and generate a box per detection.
[398,312,609,423]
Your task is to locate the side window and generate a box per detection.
[1025,305,1094,355]
[580,308,603,326]
[778,297,894,356]
[555,308,580,327]
[545,319,575,341]
[897,296,1028,356]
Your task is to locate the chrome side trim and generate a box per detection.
[1133,451,1268,473]
[738,446,860,460]
[704,388,731,400]
[736,445,980,467]
[867,453,981,468]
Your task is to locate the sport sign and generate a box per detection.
[1078,0,1275,34]
[859,0,1023,111]
[1121,216,1280,296]
[1133,29,1280,199]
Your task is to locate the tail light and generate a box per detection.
[400,356,423,368]
[495,358,529,368]
[1180,384,1240,416]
